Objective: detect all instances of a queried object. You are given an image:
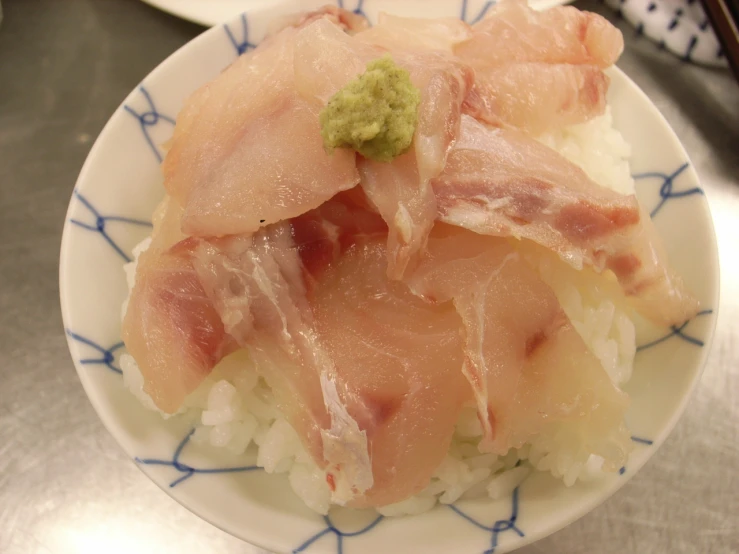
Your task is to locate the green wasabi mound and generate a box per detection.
[319,55,421,163]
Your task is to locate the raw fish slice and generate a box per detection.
[295,17,474,177]
[311,237,468,507]
[163,21,359,238]
[355,13,472,52]
[164,28,296,203]
[452,0,621,132]
[148,195,186,251]
[121,243,235,414]
[455,0,623,68]
[292,205,468,506]
[268,5,369,37]
[360,8,612,133]
[359,52,474,278]
[403,51,475,184]
[358,152,436,279]
[121,194,235,414]
[187,223,375,504]
[186,197,468,506]
[187,229,361,490]
[463,63,609,134]
[181,198,370,497]
[287,189,388,289]
[294,18,383,104]
[295,19,474,279]
[432,116,699,326]
[407,226,632,468]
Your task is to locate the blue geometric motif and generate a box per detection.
[619,435,655,474]
[224,13,258,56]
[293,512,385,554]
[337,0,368,19]
[633,163,704,218]
[123,87,176,163]
[460,0,496,24]
[66,330,124,375]
[69,190,152,263]
[636,309,713,351]
[448,486,524,554]
[135,428,260,487]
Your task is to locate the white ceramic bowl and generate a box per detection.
[59,2,720,553]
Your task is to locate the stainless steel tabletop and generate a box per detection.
[0,1,737,552]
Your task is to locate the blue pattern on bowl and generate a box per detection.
[448,485,524,554]
[636,309,714,350]
[66,330,125,375]
[135,429,261,487]
[633,163,704,217]
[460,0,496,23]
[123,87,175,163]
[69,190,152,263]
[292,512,385,554]
[337,0,368,19]
[225,13,258,55]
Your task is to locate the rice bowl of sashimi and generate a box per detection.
[60,2,719,553]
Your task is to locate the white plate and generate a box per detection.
[140,0,572,26]
[60,3,719,554]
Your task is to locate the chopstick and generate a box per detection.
[699,0,739,82]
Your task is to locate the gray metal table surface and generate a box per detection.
[0,0,736,553]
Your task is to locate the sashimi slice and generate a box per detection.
[355,13,472,52]
[452,0,622,132]
[163,20,359,238]
[121,244,235,414]
[268,5,369,37]
[121,194,235,414]
[164,27,296,204]
[187,229,357,494]
[295,18,474,279]
[294,18,383,104]
[455,0,624,68]
[463,63,609,135]
[432,116,699,326]
[359,52,474,279]
[407,225,632,469]
[358,152,437,280]
[149,194,186,251]
[311,236,468,507]
[403,51,475,184]
[186,196,469,507]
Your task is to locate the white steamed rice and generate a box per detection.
[120,108,637,516]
